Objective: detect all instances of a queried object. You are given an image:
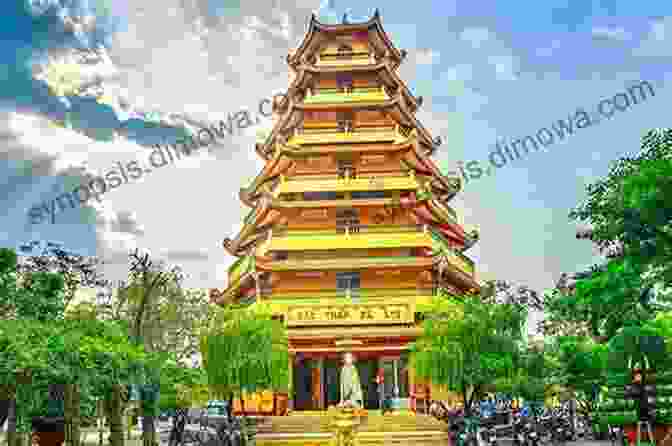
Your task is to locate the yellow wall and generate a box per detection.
[283,205,416,229]
[315,73,378,89]
[269,268,432,293]
[302,109,394,128]
[290,152,407,176]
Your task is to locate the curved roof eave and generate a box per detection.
[261,92,437,158]
[433,258,480,293]
[280,61,421,112]
[403,138,460,197]
[288,10,405,69]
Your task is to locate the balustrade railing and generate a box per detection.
[309,86,384,96]
[280,171,412,183]
[272,224,426,238]
[296,125,396,136]
[258,287,436,299]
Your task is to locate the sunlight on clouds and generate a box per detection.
[9,113,90,167]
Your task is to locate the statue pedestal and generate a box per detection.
[329,407,365,446]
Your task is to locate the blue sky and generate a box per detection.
[1,0,670,321]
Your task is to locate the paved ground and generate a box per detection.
[2,422,616,446]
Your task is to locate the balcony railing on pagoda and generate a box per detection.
[303,86,388,104]
[274,171,419,195]
[257,255,435,271]
[273,224,427,237]
[257,287,437,302]
[260,224,435,257]
[287,125,405,145]
[316,51,374,66]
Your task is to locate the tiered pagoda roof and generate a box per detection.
[212,9,480,307]
[287,10,407,70]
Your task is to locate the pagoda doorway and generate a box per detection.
[292,357,315,410]
[322,358,380,410]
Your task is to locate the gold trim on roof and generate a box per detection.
[288,10,405,70]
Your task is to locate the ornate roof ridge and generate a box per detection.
[288,9,406,69]
[258,91,438,160]
[279,60,422,114]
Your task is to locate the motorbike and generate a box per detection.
[548,417,570,446]
[524,423,541,446]
[512,416,526,446]
[453,417,480,446]
[479,417,498,446]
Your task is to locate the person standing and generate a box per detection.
[375,367,385,412]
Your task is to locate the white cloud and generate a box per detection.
[634,16,672,57]
[415,48,440,66]
[460,27,491,49]
[591,26,632,42]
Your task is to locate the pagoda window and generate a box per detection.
[336,111,354,133]
[336,208,360,233]
[351,190,387,199]
[303,191,337,201]
[336,271,360,297]
[336,75,353,93]
[337,159,356,179]
[272,251,288,261]
[337,44,353,60]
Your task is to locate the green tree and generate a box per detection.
[547,337,607,416]
[543,257,659,344]
[200,304,289,420]
[16,240,108,314]
[0,317,155,446]
[106,249,182,446]
[0,247,66,446]
[570,129,672,284]
[411,294,526,416]
[567,128,672,332]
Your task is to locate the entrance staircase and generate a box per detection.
[254,410,449,446]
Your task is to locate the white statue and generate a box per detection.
[339,352,364,408]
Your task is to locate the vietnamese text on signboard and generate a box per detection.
[286,303,413,326]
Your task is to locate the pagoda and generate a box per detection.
[211,9,480,415]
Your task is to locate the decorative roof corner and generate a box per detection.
[222,238,237,256]
[462,228,480,252]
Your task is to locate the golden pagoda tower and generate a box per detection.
[212,9,480,416]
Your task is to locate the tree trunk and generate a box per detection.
[227,395,234,423]
[168,408,187,446]
[63,384,81,446]
[7,397,17,446]
[569,398,577,439]
[96,400,104,446]
[141,414,156,446]
[64,385,72,446]
[107,385,124,446]
[0,389,10,432]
